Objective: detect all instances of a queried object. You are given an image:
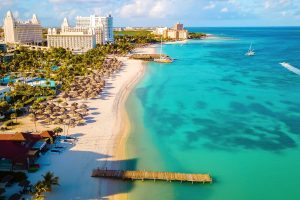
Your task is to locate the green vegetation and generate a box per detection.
[188,32,207,39]
[114,30,152,37]
[114,29,171,45]
[33,171,59,200]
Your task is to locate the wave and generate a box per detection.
[279,62,300,75]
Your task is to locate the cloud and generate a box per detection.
[204,2,216,10]
[120,0,173,18]
[0,0,12,7]
[221,7,229,13]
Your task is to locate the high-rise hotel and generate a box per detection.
[3,11,43,44]
[47,14,114,52]
[76,14,114,43]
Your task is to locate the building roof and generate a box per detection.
[0,131,53,142]
[40,131,55,138]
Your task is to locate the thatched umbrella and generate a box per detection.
[90,92,98,98]
[35,109,43,115]
[62,92,69,100]
[77,120,85,126]
[75,113,83,118]
[61,102,68,107]
[60,114,70,120]
[44,110,52,115]
[60,107,67,113]
[70,106,77,111]
[80,104,88,109]
[71,102,78,107]
[44,118,52,125]
[69,110,77,116]
[54,118,63,124]
[41,114,50,120]
[53,106,61,111]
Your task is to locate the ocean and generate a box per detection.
[124,27,300,200]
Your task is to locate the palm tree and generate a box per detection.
[53,127,63,136]
[29,113,38,132]
[33,181,47,200]
[42,171,59,192]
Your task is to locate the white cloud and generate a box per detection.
[221,7,229,13]
[120,0,173,18]
[0,0,13,6]
[203,2,215,10]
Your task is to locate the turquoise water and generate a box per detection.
[125,27,300,200]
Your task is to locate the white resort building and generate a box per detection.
[47,14,114,52]
[47,18,96,53]
[76,14,114,43]
[3,11,43,44]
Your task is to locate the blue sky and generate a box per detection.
[0,0,300,27]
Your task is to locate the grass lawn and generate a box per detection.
[114,30,152,37]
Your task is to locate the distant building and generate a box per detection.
[47,18,97,52]
[153,27,168,35]
[76,14,114,43]
[3,11,43,44]
[163,22,188,40]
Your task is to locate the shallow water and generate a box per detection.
[125,27,300,200]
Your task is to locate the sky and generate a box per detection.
[0,0,300,27]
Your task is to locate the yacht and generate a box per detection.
[154,37,173,63]
[245,43,255,56]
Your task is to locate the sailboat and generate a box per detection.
[245,43,255,56]
[154,37,173,63]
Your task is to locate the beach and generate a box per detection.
[27,45,156,200]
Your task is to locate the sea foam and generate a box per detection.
[279,62,300,75]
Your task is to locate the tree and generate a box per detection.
[33,181,47,200]
[53,127,63,136]
[29,113,38,132]
[12,101,23,123]
[0,100,10,116]
[42,171,59,192]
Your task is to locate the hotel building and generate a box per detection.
[47,18,96,52]
[76,14,114,43]
[47,14,114,52]
[154,22,188,41]
[3,11,43,44]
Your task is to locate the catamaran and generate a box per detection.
[245,43,255,56]
[154,37,173,63]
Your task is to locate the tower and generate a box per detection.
[3,11,17,43]
[31,14,40,24]
[61,17,69,33]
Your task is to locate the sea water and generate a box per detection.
[125,27,300,200]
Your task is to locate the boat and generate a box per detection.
[245,43,255,56]
[154,37,173,63]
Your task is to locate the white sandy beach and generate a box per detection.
[27,45,157,200]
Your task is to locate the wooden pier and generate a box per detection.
[129,54,171,61]
[91,169,212,184]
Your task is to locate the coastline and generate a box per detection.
[110,45,157,200]
[25,45,157,199]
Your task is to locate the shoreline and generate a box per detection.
[109,46,156,200]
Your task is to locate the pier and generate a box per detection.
[91,169,212,184]
[129,54,171,61]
